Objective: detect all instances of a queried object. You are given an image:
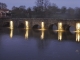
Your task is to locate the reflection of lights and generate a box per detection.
[25,21,29,29]
[41,30,44,40]
[10,29,13,38]
[58,22,63,30]
[10,21,13,29]
[25,29,29,39]
[76,32,80,42]
[58,31,63,41]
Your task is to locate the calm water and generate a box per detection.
[0,28,80,60]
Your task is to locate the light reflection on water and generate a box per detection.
[58,30,63,41]
[41,30,45,40]
[25,29,29,39]
[8,28,80,42]
[0,28,80,60]
[76,32,80,42]
[10,29,13,38]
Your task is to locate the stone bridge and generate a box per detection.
[0,18,80,31]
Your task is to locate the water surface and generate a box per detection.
[0,28,80,60]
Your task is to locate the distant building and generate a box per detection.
[0,9,11,18]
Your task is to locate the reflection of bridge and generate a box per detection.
[0,18,80,30]
[1,28,76,41]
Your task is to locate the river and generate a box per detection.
[0,28,80,60]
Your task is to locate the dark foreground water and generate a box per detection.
[0,28,80,60]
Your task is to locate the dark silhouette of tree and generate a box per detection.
[61,6,67,14]
[27,7,32,18]
[11,6,27,18]
[0,2,7,9]
[75,7,80,19]
[67,7,75,19]
[35,0,51,18]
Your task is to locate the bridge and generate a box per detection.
[0,18,80,31]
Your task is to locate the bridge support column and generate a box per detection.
[58,22,63,30]
[10,21,13,29]
[25,21,29,29]
[41,22,45,30]
[76,23,80,31]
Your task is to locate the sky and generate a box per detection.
[0,0,80,9]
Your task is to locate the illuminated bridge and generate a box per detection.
[0,18,80,31]
[1,18,80,41]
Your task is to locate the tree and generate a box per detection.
[45,3,59,18]
[61,6,67,14]
[11,5,27,18]
[27,7,32,18]
[0,2,7,9]
[35,0,50,18]
[75,7,80,19]
[67,7,75,19]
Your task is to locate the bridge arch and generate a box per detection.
[2,21,10,27]
[18,21,25,28]
[62,24,70,31]
[48,23,58,30]
[32,24,41,29]
[62,23,75,32]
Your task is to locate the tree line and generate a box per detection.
[0,0,80,19]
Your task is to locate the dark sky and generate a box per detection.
[0,0,80,9]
